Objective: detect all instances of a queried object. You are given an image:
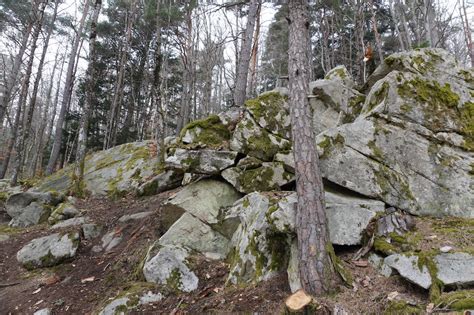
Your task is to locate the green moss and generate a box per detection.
[383,300,423,314]
[178,115,231,148]
[0,192,9,201]
[166,268,183,291]
[374,237,397,255]
[326,243,353,286]
[344,94,366,123]
[124,146,150,172]
[242,198,250,208]
[0,224,21,235]
[238,164,277,192]
[460,101,474,151]
[317,134,345,160]
[368,140,384,160]
[245,92,290,138]
[247,231,266,278]
[325,67,347,80]
[365,81,389,113]
[107,167,126,199]
[436,290,474,310]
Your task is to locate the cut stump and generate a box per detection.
[285,289,318,313]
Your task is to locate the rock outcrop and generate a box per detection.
[17,232,80,269]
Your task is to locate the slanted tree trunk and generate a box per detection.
[233,0,260,107]
[6,0,47,185]
[247,3,261,98]
[288,0,339,296]
[0,1,36,130]
[369,0,384,62]
[72,0,102,196]
[12,0,59,184]
[46,0,91,175]
[459,0,474,67]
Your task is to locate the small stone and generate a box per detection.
[33,308,51,315]
[439,246,453,253]
[118,211,152,223]
[82,223,102,240]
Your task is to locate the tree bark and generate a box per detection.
[288,0,339,296]
[233,0,260,107]
[72,0,102,196]
[46,0,91,175]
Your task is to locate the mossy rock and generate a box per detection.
[178,115,231,149]
[245,91,291,139]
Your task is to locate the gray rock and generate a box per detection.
[245,91,291,139]
[287,239,302,293]
[159,213,230,260]
[137,169,184,196]
[100,230,123,252]
[82,223,102,240]
[160,179,241,230]
[143,244,199,292]
[221,162,294,194]
[33,308,51,315]
[139,291,163,305]
[118,211,153,223]
[16,232,80,269]
[309,78,365,134]
[98,297,129,315]
[230,112,291,161]
[435,252,474,287]
[274,152,295,173]
[368,253,392,277]
[51,217,88,229]
[166,149,237,174]
[226,191,385,285]
[48,202,81,225]
[384,254,432,289]
[316,50,473,217]
[6,192,63,227]
[324,65,355,88]
[35,141,156,196]
[0,234,9,242]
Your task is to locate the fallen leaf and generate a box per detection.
[387,291,399,301]
[81,276,95,283]
[352,260,368,267]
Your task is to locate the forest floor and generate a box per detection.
[0,190,430,315]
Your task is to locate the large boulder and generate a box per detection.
[6,192,64,227]
[137,169,184,196]
[230,112,291,161]
[317,49,473,217]
[309,70,365,134]
[34,141,157,197]
[226,191,384,285]
[160,179,242,231]
[384,252,474,289]
[143,244,199,293]
[48,202,80,225]
[221,162,294,194]
[165,149,237,174]
[16,232,80,269]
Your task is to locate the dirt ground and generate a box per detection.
[0,192,432,315]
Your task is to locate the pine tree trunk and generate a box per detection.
[46,0,91,175]
[233,0,260,107]
[72,0,102,196]
[288,0,339,296]
[104,0,136,149]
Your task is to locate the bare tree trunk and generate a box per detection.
[247,3,261,98]
[0,1,36,130]
[31,49,61,177]
[6,0,47,185]
[176,5,195,133]
[233,0,260,107]
[12,0,59,184]
[459,0,474,67]
[288,0,339,296]
[369,0,384,62]
[104,0,136,149]
[46,0,91,175]
[72,0,102,196]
